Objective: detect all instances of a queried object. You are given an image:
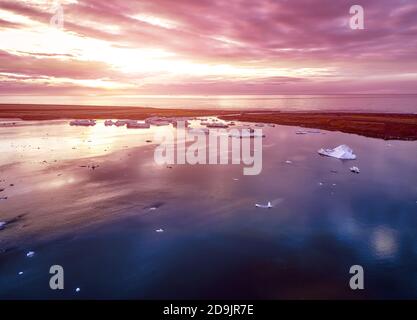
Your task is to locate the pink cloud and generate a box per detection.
[0,0,416,96]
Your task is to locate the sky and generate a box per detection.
[0,0,416,104]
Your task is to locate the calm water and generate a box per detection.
[1,119,417,299]
[4,94,417,113]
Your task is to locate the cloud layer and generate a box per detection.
[0,0,416,100]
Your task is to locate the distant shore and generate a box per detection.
[0,104,416,140]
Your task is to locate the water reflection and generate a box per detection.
[1,119,417,299]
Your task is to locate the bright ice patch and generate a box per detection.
[318,145,357,160]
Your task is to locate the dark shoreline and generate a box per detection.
[1,104,417,141]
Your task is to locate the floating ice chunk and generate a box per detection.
[285,160,292,164]
[297,129,321,134]
[0,221,5,229]
[18,271,23,275]
[318,145,357,160]
[145,117,171,126]
[75,288,80,293]
[350,166,360,174]
[255,198,283,209]
[206,122,229,128]
[114,120,128,127]
[26,251,35,257]
[69,119,96,126]
[126,121,150,129]
[255,202,273,209]
[156,228,164,233]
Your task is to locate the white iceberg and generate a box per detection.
[318,145,357,160]
[26,251,35,257]
[69,119,96,126]
[156,228,164,233]
[255,198,283,209]
[350,166,360,174]
[0,221,5,229]
[126,121,150,129]
[114,120,128,127]
[255,202,273,209]
[206,122,229,128]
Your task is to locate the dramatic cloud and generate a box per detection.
[0,0,416,100]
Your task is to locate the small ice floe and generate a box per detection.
[75,288,81,293]
[26,251,35,258]
[350,166,360,174]
[0,196,8,201]
[126,121,150,129]
[233,178,239,181]
[318,182,324,186]
[145,117,171,126]
[115,120,128,127]
[296,130,308,135]
[69,119,96,126]
[229,128,265,138]
[285,160,292,164]
[0,221,6,229]
[156,228,164,233]
[18,271,23,275]
[255,202,273,209]
[206,122,229,128]
[255,198,283,209]
[318,145,357,160]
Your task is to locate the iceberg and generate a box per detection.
[126,121,150,129]
[26,251,35,257]
[318,145,357,160]
[350,166,360,174]
[69,119,96,126]
[206,122,229,128]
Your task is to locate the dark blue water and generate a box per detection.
[1,121,417,299]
